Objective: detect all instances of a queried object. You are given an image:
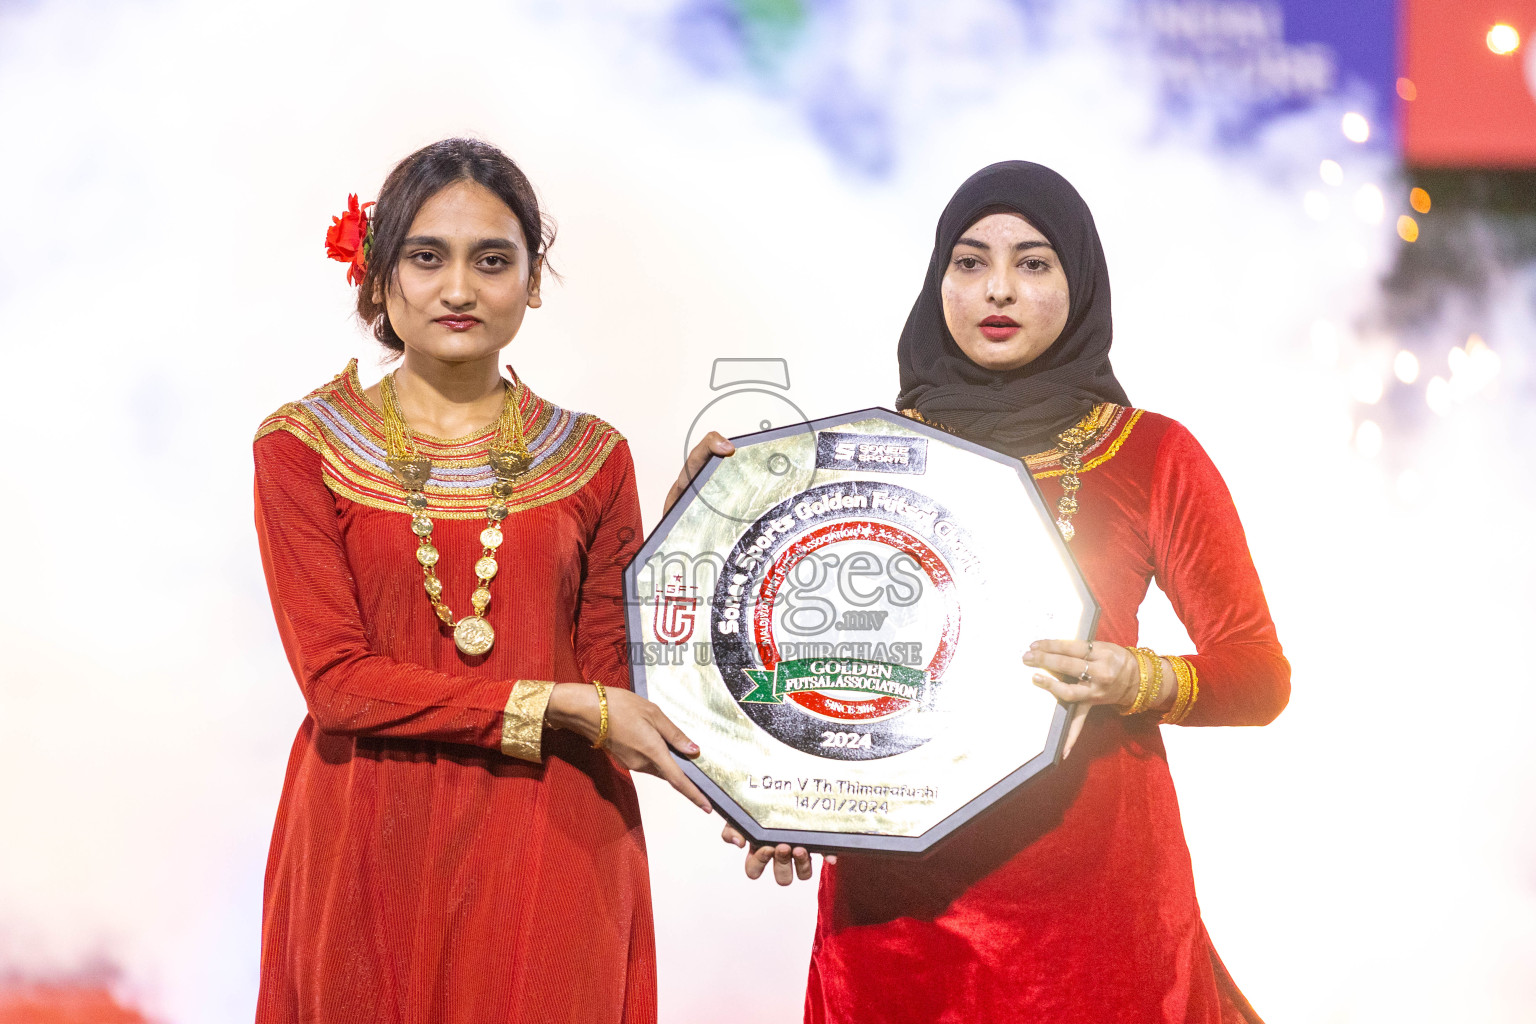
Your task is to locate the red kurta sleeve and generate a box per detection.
[1146,421,1290,726]
[571,441,644,692]
[254,428,526,750]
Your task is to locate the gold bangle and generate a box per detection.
[1161,657,1198,725]
[1120,647,1152,715]
[591,679,610,749]
[1145,649,1164,711]
[1123,647,1163,715]
[1161,657,1190,724]
[1136,648,1157,714]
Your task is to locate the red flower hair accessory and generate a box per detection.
[325,194,375,286]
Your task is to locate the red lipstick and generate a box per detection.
[435,314,481,332]
[979,315,1020,341]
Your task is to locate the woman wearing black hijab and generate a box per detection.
[674,161,1289,1022]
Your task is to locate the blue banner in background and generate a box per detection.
[665,0,1401,173]
[1135,0,1399,146]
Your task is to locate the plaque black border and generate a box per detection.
[623,407,1102,855]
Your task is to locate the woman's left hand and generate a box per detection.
[720,823,835,885]
[663,431,734,516]
[1022,639,1139,708]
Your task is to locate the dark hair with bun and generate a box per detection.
[356,138,555,352]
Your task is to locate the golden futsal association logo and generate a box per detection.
[711,480,978,761]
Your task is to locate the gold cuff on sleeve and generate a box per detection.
[501,680,556,762]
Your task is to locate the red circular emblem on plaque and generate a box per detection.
[751,519,961,722]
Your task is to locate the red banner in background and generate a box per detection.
[1403,0,1536,166]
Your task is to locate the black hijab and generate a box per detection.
[895,161,1130,457]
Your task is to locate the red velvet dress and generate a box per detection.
[252,363,653,1024]
[806,405,1290,1023]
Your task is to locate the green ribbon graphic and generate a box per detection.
[741,657,927,704]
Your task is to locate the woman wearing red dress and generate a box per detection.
[253,138,709,1024]
[698,161,1290,1022]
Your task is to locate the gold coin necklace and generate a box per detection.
[380,372,532,656]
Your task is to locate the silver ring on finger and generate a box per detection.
[1078,667,1093,683]
[1085,641,1094,658]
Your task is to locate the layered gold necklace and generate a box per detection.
[380,371,532,656]
[1051,423,1088,542]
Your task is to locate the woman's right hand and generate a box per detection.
[721,823,835,885]
[663,431,735,516]
[547,682,712,812]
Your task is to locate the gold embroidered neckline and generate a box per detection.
[898,403,1123,465]
[899,403,1136,542]
[344,359,523,449]
[255,362,626,521]
[1022,404,1121,466]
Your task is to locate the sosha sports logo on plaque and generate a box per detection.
[711,433,982,761]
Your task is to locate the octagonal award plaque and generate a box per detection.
[625,409,1099,854]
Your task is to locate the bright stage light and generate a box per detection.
[1396,77,1417,101]
[1467,335,1502,378]
[1449,335,1502,398]
[1319,159,1343,186]
[1352,379,1383,405]
[1426,376,1452,415]
[1342,112,1370,143]
[1487,24,1521,55]
[1394,350,1420,384]
[1409,187,1431,213]
[1354,183,1384,224]
[1351,365,1384,404]
[1397,215,1419,242]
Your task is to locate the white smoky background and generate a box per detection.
[0,1,1531,1021]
